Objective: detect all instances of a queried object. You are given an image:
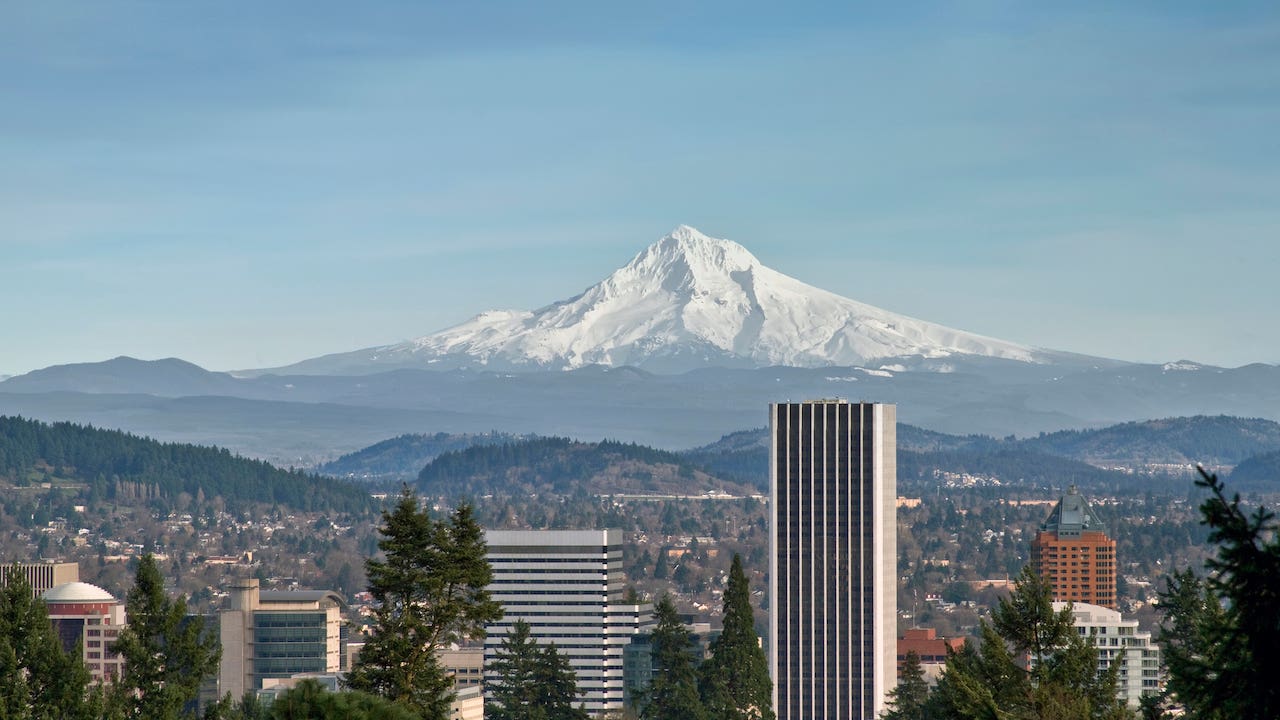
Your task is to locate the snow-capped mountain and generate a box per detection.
[270,226,1056,375]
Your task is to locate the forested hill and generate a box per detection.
[317,431,530,482]
[417,436,757,498]
[1019,415,1280,466]
[0,416,375,513]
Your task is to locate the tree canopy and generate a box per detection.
[346,488,502,719]
[699,554,772,720]
[1154,468,1280,719]
[929,566,1126,720]
[640,594,706,720]
[0,567,100,720]
[110,554,220,720]
[485,618,588,720]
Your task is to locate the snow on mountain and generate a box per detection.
[279,226,1046,374]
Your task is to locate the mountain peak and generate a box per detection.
[268,226,1045,374]
[623,226,760,292]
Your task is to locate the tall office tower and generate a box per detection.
[485,529,653,717]
[1031,486,1117,609]
[770,400,897,720]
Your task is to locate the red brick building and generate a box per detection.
[1031,486,1117,609]
[897,628,966,682]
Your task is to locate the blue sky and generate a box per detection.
[3,2,1278,376]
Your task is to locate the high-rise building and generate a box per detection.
[1054,601,1163,707]
[1032,487,1117,609]
[770,400,897,720]
[42,581,126,683]
[485,529,654,716]
[217,579,348,701]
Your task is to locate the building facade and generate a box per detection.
[1055,601,1162,707]
[1032,487,1117,609]
[2,561,79,596]
[42,581,126,683]
[485,529,654,716]
[218,578,347,701]
[770,400,897,720]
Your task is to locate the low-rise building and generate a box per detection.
[42,581,126,683]
[897,627,966,684]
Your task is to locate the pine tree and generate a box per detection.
[699,554,772,720]
[346,488,502,719]
[1155,468,1280,719]
[267,679,418,720]
[110,554,220,720]
[0,568,98,720]
[641,595,706,720]
[932,566,1127,720]
[486,619,588,720]
[881,651,928,720]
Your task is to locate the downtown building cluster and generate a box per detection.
[5,398,1167,719]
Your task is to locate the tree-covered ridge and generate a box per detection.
[317,431,530,482]
[0,415,374,513]
[1021,415,1280,466]
[417,437,756,498]
[1224,450,1280,491]
[682,415,1280,491]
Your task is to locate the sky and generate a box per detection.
[3,1,1278,377]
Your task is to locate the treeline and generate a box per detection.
[0,416,374,513]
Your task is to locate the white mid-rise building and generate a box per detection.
[1055,601,1162,707]
[485,529,653,716]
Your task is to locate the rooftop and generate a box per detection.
[42,581,115,603]
[1040,485,1107,537]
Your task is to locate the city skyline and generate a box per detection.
[5,3,1279,376]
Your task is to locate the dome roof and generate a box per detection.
[42,581,115,603]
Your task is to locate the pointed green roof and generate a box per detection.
[1040,485,1107,537]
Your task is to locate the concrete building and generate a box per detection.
[1032,487,1117,609]
[439,645,485,690]
[218,578,347,701]
[42,581,126,683]
[2,561,79,596]
[770,400,897,720]
[1055,601,1162,708]
[485,529,654,716]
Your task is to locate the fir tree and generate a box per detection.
[641,595,706,720]
[110,554,220,720]
[1155,468,1280,719]
[267,679,417,720]
[346,488,502,720]
[699,554,772,720]
[932,566,1127,720]
[881,651,928,720]
[485,619,588,720]
[0,568,99,720]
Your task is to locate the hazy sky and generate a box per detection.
[3,2,1278,377]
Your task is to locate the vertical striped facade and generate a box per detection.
[485,529,654,716]
[770,401,897,720]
